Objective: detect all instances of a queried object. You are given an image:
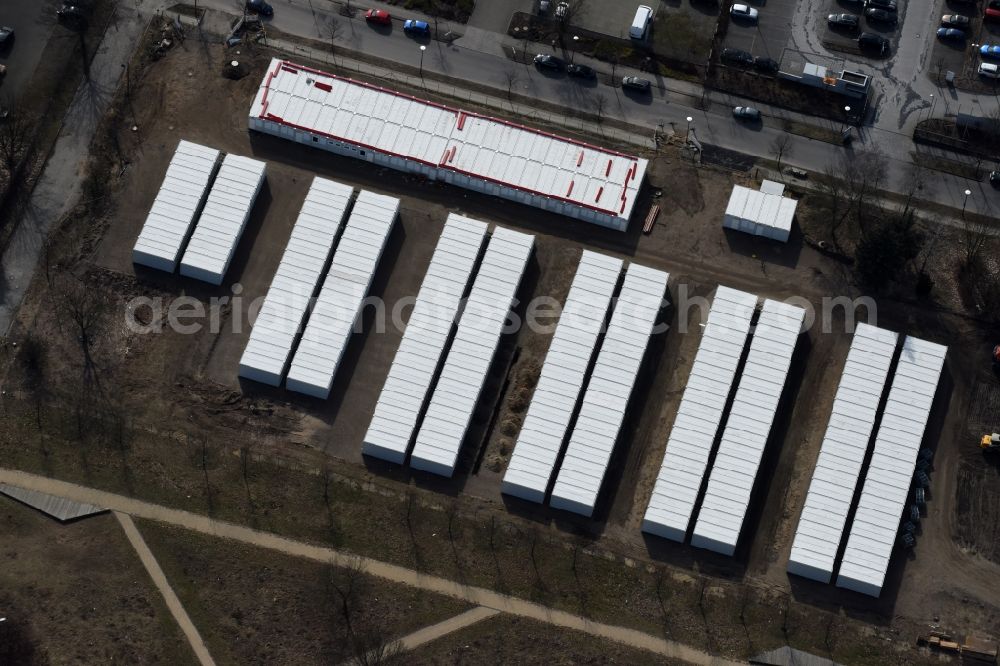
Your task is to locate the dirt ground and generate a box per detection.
[0,496,195,665]
[136,519,471,665]
[407,613,685,665]
[3,25,1000,665]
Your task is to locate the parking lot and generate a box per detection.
[0,0,55,99]
[722,0,796,62]
[927,0,1000,90]
[820,0,903,59]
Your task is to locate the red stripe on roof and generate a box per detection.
[566,181,574,197]
[457,113,467,130]
[448,146,457,163]
[631,162,638,181]
[595,187,603,203]
[605,160,613,177]
[315,81,332,92]
[281,65,299,74]
[577,151,584,166]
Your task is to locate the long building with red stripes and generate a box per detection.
[249,58,647,231]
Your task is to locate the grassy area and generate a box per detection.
[407,613,680,664]
[911,152,982,180]
[0,496,195,664]
[136,519,471,665]
[651,10,714,66]
[783,120,843,145]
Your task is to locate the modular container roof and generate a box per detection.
[549,263,669,517]
[362,214,490,464]
[285,190,399,399]
[691,299,805,556]
[836,336,947,597]
[501,250,624,503]
[641,286,759,541]
[787,323,898,583]
[133,140,220,272]
[409,226,535,477]
[238,177,354,386]
[250,58,647,224]
[179,153,267,285]
[723,184,797,238]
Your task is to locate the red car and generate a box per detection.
[365,8,391,25]
[987,0,1000,20]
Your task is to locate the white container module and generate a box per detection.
[285,190,399,399]
[690,299,805,556]
[836,336,947,597]
[548,263,668,517]
[641,286,758,542]
[722,181,797,243]
[132,140,220,272]
[362,214,490,464]
[238,177,354,386]
[179,154,267,285]
[409,226,535,478]
[501,250,623,503]
[787,323,898,583]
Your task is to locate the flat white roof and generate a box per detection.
[549,263,668,517]
[641,286,758,542]
[238,177,354,386]
[501,250,623,503]
[836,336,947,597]
[285,190,399,399]
[179,153,267,285]
[133,140,220,272]
[362,214,490,464]
[691,299,805,556]
[410,226,535,477]
[250,58,647,223]
[724,184,797,234]
[787,323,898,583]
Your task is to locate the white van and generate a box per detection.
[630,5,653,39]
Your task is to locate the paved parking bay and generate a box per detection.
[574,0,658,40]
[723,0,796,60]
[821,0,902,60]
[0,0,55,100]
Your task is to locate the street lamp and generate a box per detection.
[572,35,579,63]
[686,116,693,141]
[962,189,972,218]
[419,45,427,80]
[842,105,851,134]
[926,93,936,123]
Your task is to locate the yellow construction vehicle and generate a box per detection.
[982,433,1000,453]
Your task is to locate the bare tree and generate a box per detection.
[0,96,35,188]
[328,17,344,64]
[350,625,405,666]
[503,68,520,107]
[54,272,109,388]
[592,92,608,125]
[769,134,793,175]
[961,214,991,269]
[332,555,367,636]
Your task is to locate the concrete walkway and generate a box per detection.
[115,511,217,666]
[0,469,739,666]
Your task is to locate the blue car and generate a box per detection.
[403,19,430,36]
[936,27,966,39]
[981,44,1000,58]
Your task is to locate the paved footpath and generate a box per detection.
[0,468,740,666]
[115,512,217,666]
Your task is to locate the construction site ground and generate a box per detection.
[2,23,1000,665]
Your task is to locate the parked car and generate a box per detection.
[365,8,391,25]
[865,0,897,12]
[403,19,430,35]
[865,7,896,22]
[940,14,970,27]
[754,56,780,73]
[533,53,565,70]
[538,0,551,14]
[827,13,860,28]
[732,106,761,121]
[986,0,1000,20]
[730,3,759,21]
[567,63,596,78]
[555,1,569,19]
[0,26,13,46]
[980,62,1000,78]
[246,0,273,16]
[0,64,6,77]
[56,4,90,28]
[991,169,1000,187]
[721,47,754,66]
[858,32,889,53]
[980,44,1000,58]
[621,76,651,91]
[936,27,966,39]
